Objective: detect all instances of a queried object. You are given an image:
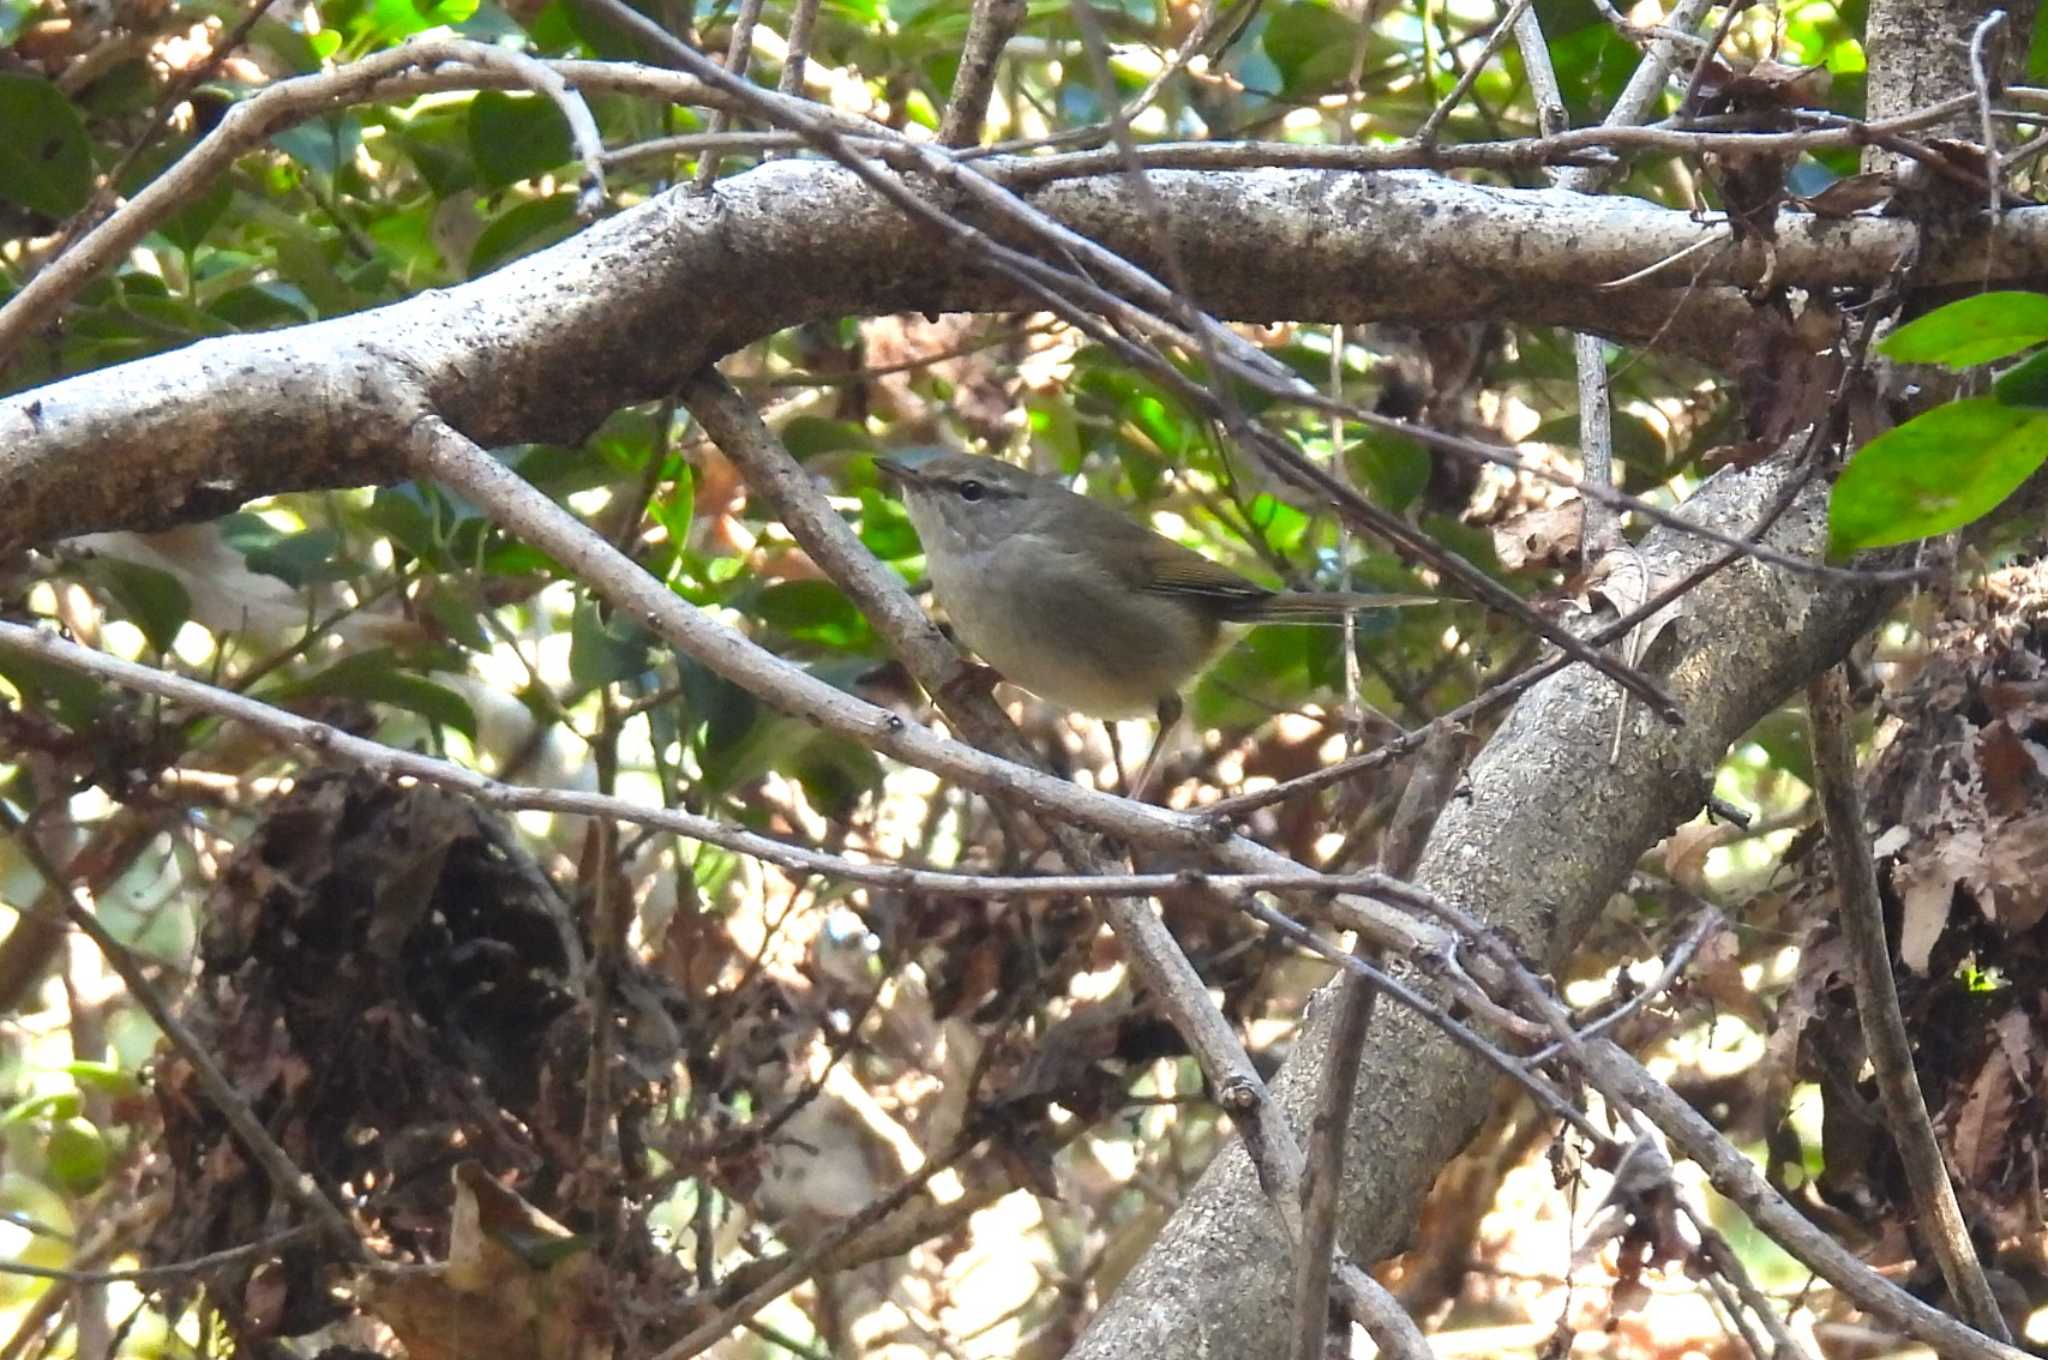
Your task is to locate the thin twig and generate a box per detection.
[1415,0,1539,145]
[1579,1039,2027,1360]
[1807,667,2010,1340]
[775,0,821,99]
[693,0,770,188]
[0,807,367,1262]
[0,38,657,367]
[443,41,610,215]
[1971,12,2010,233]
[679,374,1425,1357]
[938,0,1027,146]
[0,1228,317,1285]
[1206,454,1826,819]
[1526,906,1723,1063]
[1672,0,1743,124]
[653,1129,985,1360]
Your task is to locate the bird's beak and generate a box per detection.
[874,456,922,490]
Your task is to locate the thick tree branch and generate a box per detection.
[8,161,2048,557]
[1067,450,1900,1358]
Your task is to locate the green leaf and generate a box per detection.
[85,557,191,653]
[2,1091,81,1125]
[781,417,874,460]
[419,581,494,651]
[1349,432,1429,511]
[858,487,922,561]
[0,649,109,727]
[469,91,573,187]
[569,602,652,692]
[1828,397,2048,557]
[1992,348,2048,408]
[1878,292,2048,369]
[62,1061,144,1100]
[1261,0,1365,92]
[211,280,320,328]
[0,74,93,217]
[158,179,233,257]
[240,527,353,586]
[469,193,577,275]
[363,485,450,563]
[1193,622,1317,728]
[272,114,363,177]
[272,228,362,316]
[756,580,874,650]
[589,406,661,472]
[217,510,286,555]
[648,461,694,553]
[790,734,884,819]
[272,649,479,740]
[46,1117,110,1194]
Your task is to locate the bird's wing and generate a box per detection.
[1133,534,1274,615]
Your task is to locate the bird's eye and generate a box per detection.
[956,479,986,502]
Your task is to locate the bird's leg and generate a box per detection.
[1127,693,1184,803]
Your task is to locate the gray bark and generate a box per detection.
[6,163,2048,555]
[1068,457,1893,1357]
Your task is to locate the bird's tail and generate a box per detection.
[1244,591,1439,621]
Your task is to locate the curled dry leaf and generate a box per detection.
[1586,546,1685,760]
[1492,500,1584,572]
[1659,820,1738,894]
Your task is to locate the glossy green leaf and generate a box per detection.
[1828,397,2048,557]
[648,461,694,553]
[1879,292,2048,369]
[240,527,354,586]
[272,114,363,177]
[858,487,921,561]
[0,74,93,217]
[469,91,573,187]
[1992,348,2048,408]
[63,1061,144,1100]
[469,194,577,275]
[159,180,233,257]
[46,1117,110,1194]
[272,649,479,739]
[569,602,652,692]
[1260,0,1363,92]
[781,417,875,460]
[85,557,191,653]
[2,1091,81,1125]
[757,580,875,651]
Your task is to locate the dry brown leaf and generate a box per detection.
[1894,837,1966,975]
[1492,501,1584,572]
[1660,821,1738,894]
[1951,1047,2018,1188]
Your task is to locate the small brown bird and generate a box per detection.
[877,451,1434,784]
